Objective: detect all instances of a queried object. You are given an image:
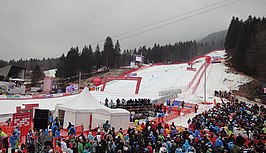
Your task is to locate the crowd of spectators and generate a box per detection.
[103,98,153,119]
[21,96,264,153]
[47,94,265,153]
[214,90,232,99]
[104,98,152,109]
[45,97,265,153]
[1,91,265,153]
[187,91,266,152]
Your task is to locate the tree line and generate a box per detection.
[0,58,59,71]
[55,37,124,78]
[225,16,266,82]
[55,37,222,78]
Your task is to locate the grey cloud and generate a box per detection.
[0,0,265,60]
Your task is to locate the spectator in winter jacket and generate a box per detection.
[51,123,58,136]
[227,141,234,152]
[103,120,111,132]
[78,137,84,153]
[68,125,76,137]
[214,136,223,148]
[10,131,19,153]
[55,129,61,138]
[49,114,53,126]
[0,128,8,151]
[88,132,94,142]
[182,140,191,152]
[159,143,168,153]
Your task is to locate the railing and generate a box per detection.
[150,106,195,125]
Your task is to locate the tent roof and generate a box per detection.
[56,87,108,112]
[94,108,130,115]
[108,108,130,114]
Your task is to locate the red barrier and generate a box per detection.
[32,95,45,99]
[150,111,183,125]
[0,122,8,126]
[62,93,72,96]
[0,125,13,136]
[201,102,213,105]
[75,125,84,136]
[182,108,193,115]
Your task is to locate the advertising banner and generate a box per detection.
[12,112,32,127]
[43,77,53,93]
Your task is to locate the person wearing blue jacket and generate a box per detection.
[166,139,172,153]
[214,136,224,148]
[13,126,20,149]
[51,123,58,136]
[10,131,18,153]
[68,125,76,137]
[45,128,49,136]
[145,117,149,124]
[150,132,156,143]
[49,114,53,127]
[214,126,220,134]
[175,146,183,153]
[194,129,200,137]
[205,141,212,148]
[88,132,94,141]
[228,141,234,152]
[55,129,61,138]
[182,139,191,152]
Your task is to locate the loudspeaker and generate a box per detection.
[34,119,48,130]
[34,109,49,130]
[34,109,49,119]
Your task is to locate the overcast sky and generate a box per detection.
[0,0,265,60]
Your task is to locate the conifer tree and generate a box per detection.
[32,65,44,86]
[103,36,114,68]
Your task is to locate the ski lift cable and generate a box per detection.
[118,0,243,41]
[88,0,237,46]
[111,0,234,38]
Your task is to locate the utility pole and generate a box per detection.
[78,72,81,91]
[204,61,207,102]
[204,56,211,102]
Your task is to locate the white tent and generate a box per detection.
[55,88,130,130]
[92,108,131,131]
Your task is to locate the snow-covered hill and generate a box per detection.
[91,50,251,103]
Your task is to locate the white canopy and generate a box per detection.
[93,108,130,131]
[56,87,106,112]
[55,88,130,130]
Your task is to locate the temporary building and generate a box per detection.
[55,88,130,131]
[92,108,130,131]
